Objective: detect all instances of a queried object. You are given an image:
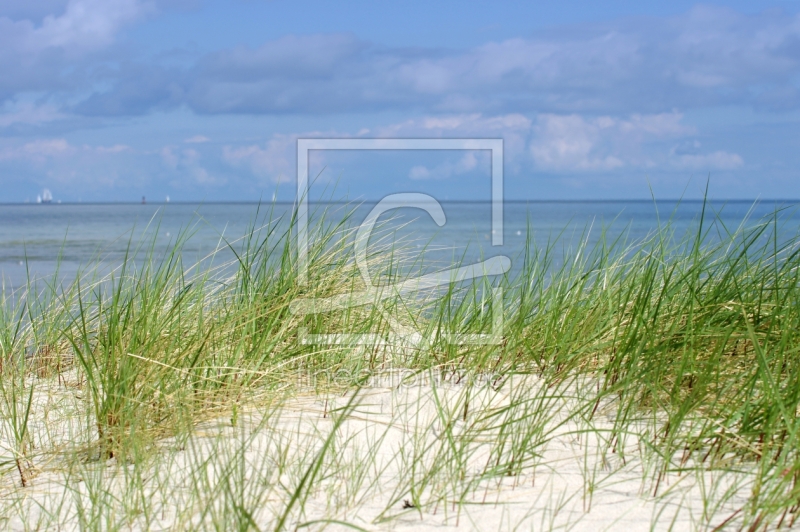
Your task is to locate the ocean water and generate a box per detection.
[1,200,799,290]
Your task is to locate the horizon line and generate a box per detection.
[2,198,800,206]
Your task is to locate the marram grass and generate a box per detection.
[1,200,800,530]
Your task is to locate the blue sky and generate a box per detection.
[1,1,799,202]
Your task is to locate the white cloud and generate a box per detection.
[377,113,532,135]
[94,144,130,153]
[188,166,218,185]
[160,144,223,185]
[0,101,65,127]
[673,151,744,170]
[408,165,430,180]
[377,113,532,170]
[0,138,133,161]
[0,137,142,193]
[184,135,210,144]
[25,0,152,53]
[160,146,179,169]
[530,112,701,172]
[0,138,76,162]
[408,151,486,181]
[311,111,743,177]
[223,131,342,184]
[0,0,156,111]
[617,113,695,137]
[222,135,295,184]
[20,138,75,157]
[531,115,625,171]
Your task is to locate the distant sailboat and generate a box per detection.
[36,195,42,204]
[42,189,53,204]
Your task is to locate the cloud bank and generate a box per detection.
[0,3,791,199]
[62,6,800,117]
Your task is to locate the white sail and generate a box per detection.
[42,189,53,203]
[36,195,42,204]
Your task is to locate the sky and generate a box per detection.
[1,0,800,202]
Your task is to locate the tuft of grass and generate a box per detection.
[1,197,800,529]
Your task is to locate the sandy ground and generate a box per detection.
[0,371,784,531]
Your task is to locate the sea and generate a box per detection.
[1,200,799,291]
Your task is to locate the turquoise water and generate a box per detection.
[1,200,798,290]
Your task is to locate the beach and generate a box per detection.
[1,202,800,530]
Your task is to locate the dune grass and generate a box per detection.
[1,199,800,530]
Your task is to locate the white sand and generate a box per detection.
[0,371,783,530]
